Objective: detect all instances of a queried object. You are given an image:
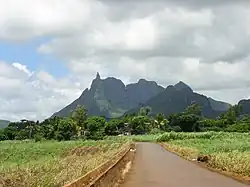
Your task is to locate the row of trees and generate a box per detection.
[0,104,249,141]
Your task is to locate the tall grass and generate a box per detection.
[159,132,250,178]
[130,134,159,142]
[156,131,217,142]
[104,134,159,142]
[0,139,129,187]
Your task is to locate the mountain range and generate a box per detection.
[1,73,250,124]
[0,120,10,129]
[52,73,164,118]
[52,73,234,119]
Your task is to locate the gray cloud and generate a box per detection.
[1,0,250,120]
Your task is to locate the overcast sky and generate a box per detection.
[1,0,250,121]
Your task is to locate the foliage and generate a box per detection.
[171,126,182,132]
[226,123,250,132]
[1,104,250,142]
[150,128,164,135]
[130,134,159,142]
[3,126,18,140]
[138,106,151,116]
[0,129,7,141]
[168,113,201,132]
[130,116,150,134]
[70,105,88,135]
[220,104,242,125]
[105,119,122,136]
[156,131,216,142]
[161,132,250,177]
[184,103,202,116]
[55,118,77,141]
[86,116,106,140]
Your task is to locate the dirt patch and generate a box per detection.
[67,146,100,156]
[63,144,135,187]
[197,155,211,163]
[91,144,136,187]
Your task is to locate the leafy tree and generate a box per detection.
[220,104,242,125]
[70,105,88,135]
[154,113,170,131]
[139,106,151,116]
[226,123,250,132]
[4,126,18,140]
[169,113,200,132]
[178,114,201,132]
[171,126,182,132]
[0,129,7,141]
[86,116,106,140]
[185,104,202,116]
[55,118,77,141]
[16,129,29,140]
[24,120,36,139]
[226,115,250,132]
[39,117,61,140]
[150,128,164,134]
[130,116,151,134]
[105,119,122,136]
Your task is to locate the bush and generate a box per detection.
[0,129,7,141]
[34,134,43,142]
[86,116,106,140]
[156,132,217,142]
[225,123,250,133]
[171,126,182,132]
[55,118,77,141]
[150,128,164,135]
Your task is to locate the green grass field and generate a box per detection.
[158,132,250,177]
[0,139,130,187]
[1,132,249,186]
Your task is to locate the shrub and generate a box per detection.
[156,132,216,142]
[150,128,164,135]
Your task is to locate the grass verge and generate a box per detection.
[0,139,130,187]
[158,132,250,183]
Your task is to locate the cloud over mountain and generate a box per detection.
[1,0,250,120]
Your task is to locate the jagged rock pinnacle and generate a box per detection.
[96,72,101,80]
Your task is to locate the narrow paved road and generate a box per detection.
[122,143,248,187]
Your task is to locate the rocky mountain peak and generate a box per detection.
[96,72,101,80]
[174,81,193,92]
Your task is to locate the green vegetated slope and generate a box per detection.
[125,82,230,118]
[52,73,232,119]
[0,139,129,187]
[239,99,250,115]
[52,73,164,118]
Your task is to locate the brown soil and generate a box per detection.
[92,144,136,187]
[63,144,135,187]
[121,142,249,187]
[197,155,211,163]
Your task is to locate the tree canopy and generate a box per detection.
[1,104,249,141]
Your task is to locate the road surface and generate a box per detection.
[121,142,248,187]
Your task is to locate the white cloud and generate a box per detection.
[0,61,83,121]
[0,0,105,41]
[1,0,250,120]
[12,62,33,76]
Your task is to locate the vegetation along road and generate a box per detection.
[122,142,248,187]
